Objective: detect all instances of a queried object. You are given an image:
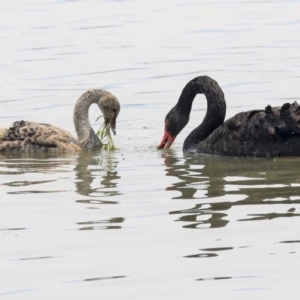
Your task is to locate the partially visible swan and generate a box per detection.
[158,75,300,157]
[0,89,120,152]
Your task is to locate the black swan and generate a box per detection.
[158,75,300,157]
[0,89,120,152]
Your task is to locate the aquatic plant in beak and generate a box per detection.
[96,115,116,150]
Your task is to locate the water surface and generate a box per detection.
[0,0,300,299]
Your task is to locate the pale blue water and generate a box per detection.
[0,1,300,299]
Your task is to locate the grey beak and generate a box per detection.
[110,121,116,135]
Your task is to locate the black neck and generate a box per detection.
[180,76,226,151]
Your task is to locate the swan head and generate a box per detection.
[98,92,121,135]
[158,106,189,149]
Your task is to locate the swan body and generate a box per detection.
[0,89,120,152]
[158,76,300,157]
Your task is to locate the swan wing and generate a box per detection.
[0,121,80,152]
[198,102,300,157]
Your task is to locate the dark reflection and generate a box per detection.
[196,275,257,281]
[0,227,27,231]
[201,247,233,251]
[177,212,229,229]
[161,152,300,229]
[0,152,80,194]
[18,256,58,261]
[0,151,123,231]
[73,152,122,229]
[185,246,250,259]
[163,150,202,199]
[63,275,126,284]
[3,180,55,187]
[8,190,64,195]
[239,212,300,222]
[185,246,249,259]
[77,217,125,230]
[76,199,117,206]
[197,276,232,281]
[84,276,126,281]
[185,253,218,258]
[0,151,121,200]
[74,151,121,199]
[279,240,300,243]
[0,152,76,175]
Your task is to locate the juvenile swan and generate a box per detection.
[0,89,120,152]
[158,75,300,157]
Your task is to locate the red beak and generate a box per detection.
[158,130,175,149]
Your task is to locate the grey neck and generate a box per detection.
[73,90,103,149]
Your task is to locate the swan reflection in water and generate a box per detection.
[0,151,124,230]
[161,152,300,229]
[74,151,124,230]
[0,151,121,199]
[74,151,121,199]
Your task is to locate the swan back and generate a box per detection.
[197,102,300,157]
[0,121,80,152]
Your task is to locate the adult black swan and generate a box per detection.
[0,90,120,152]
[158,75,300,157]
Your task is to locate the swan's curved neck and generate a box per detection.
[73,90,103,149]
[181,76,226,151]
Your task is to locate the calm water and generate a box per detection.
[1,0,300,299]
